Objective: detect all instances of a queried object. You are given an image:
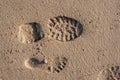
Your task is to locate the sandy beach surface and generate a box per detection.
[0,0,120,80]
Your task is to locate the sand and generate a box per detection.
[0,0,120,80]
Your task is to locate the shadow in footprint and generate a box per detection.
[18,22,44,44]
[24,57,47,70]
[48,56,68,73]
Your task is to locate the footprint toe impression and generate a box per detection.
[48,16,83,42]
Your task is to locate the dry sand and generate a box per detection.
[0,0,120,80]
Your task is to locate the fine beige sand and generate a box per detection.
[0,0,120,80]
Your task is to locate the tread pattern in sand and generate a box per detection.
[18,22,44,44]
[48,57,68,73]
[48,16,83,42]
[97,66,120,80]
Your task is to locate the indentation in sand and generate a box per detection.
[24,57,48,70]
[48,16,83,42]
[18,22,44,44]
[24,56,68,73]
[97,66,120,80]
[49,56,68,73]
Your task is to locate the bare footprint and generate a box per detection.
[97,66,120,80]
[48,57,68,73]
[24,57,48,70]
[18,22,44,44]
[48,16,83,42]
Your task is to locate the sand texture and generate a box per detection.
[0,0,120,80]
